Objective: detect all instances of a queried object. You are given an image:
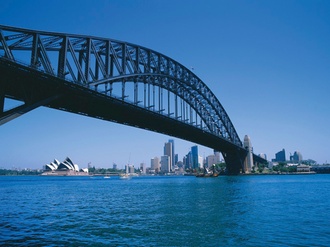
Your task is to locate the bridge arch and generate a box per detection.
[0,25,256,174]
[0,25,242,147]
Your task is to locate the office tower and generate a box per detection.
[275,149,286,162]
[164,142,173,171]
[206,154,217,167]
[184,151,192,169]
[175,154,178,166]
[129,165,135,174]
[191,145,199,169]
[140,163,146,174]
[151,157,160,172]
[243,135,254,173]
[169,139,175,168]
[198,156,204,168]
[161,155,171,173]
[214,151,221,163]
[290,151,302,163]
[207,151,222,167]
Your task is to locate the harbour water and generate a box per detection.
[0,174,329,246]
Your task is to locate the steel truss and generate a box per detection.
[0,25,242,147]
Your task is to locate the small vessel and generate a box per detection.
[119,174,131,180]
[196,172,219,178]
[196,164,219,178]
[104,176,110,179]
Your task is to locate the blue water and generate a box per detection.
[0,175,329,246]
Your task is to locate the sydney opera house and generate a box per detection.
[42,157,88,176]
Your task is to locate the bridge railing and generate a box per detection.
[0,25,242,147]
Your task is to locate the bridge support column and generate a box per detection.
[222,150,246,175]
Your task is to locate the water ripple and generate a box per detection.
[0,175,329,246]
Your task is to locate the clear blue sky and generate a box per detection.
[1,0,329,169]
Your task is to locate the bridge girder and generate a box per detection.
[0,25,242,147]
[0,25,264,174]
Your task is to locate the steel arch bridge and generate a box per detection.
[0,25,261,174]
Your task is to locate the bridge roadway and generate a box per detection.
[0,25,268,173]
[0,58,252,174]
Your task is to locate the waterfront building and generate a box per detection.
[275,149,286,162]
[243,135,254,173]
[43,157,88,175]
[140,163,146,174]
[191,145,199,169]
[164,142,173,172]
[113,163,117,170]
[151,157,160,172]
[297,164,310,172]
[125,164,135,174]
[198,156,204,168]
[183,151,192,169]
[161,155,171,173]
[206,151,221,168]
[168,139,175,168]
[290,151,303,163]
[214,151,221,163]
[174,154,178,166]
[206,154,216,168]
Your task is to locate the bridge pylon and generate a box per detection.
[222,149,246,175]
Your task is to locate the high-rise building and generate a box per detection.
[164,142,173,171]
[191,145,199,169]
[169,139,175,168]
[290,151,302,163]
[161,155,171,173]
[150,157,160,172]
[214,151,221,163]
[174,154,178,166]
[125,164,135,174]
[198,156,204,168]
[129,165,135,174]
[243,135,254,173]
[275,149,286,162]
[206,151,221,167]
[140,163,146,174]
[206,155,216,167]
[183,151,192,169]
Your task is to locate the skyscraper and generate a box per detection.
[140,163,146,174]
[164,142,173,171]
[290,151,302,163]
[184,151,192,169]
[161,155,170,173]
[243,135,254,173]
[151,157,160,172]
[275,149,286,162]
[168,139,175,168]
[191,145,199,169]
[206,151,221,167]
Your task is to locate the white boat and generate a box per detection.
[119,174,131,180]
[104,176,110,179]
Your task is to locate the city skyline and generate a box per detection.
[1,1,329,168]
